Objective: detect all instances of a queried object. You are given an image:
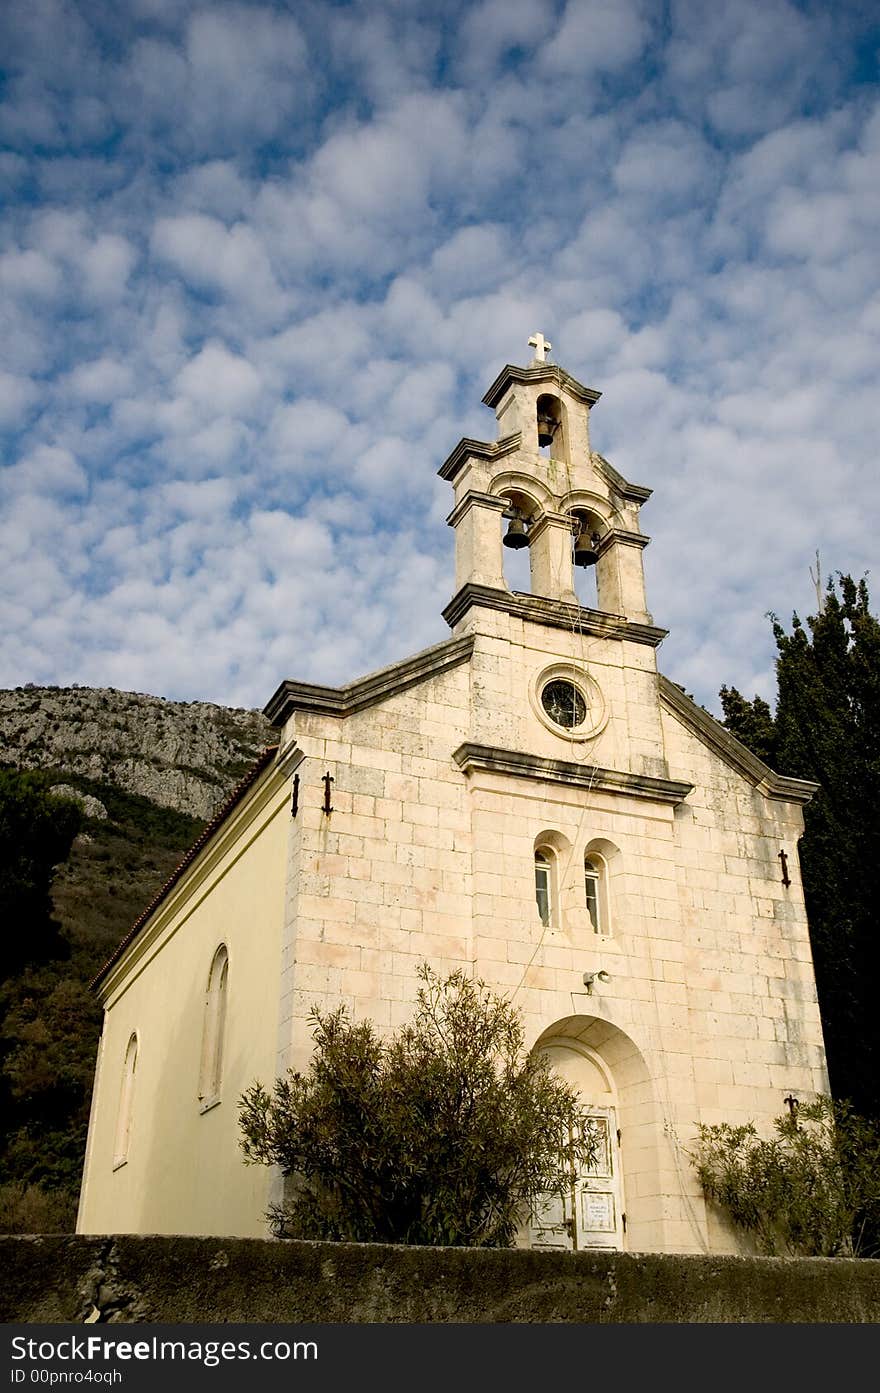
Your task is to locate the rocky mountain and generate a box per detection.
[0,681,276,959]
[0,685,273,820]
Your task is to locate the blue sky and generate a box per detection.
[1,0,878,714]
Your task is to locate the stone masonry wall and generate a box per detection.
[4,1236,879,1324]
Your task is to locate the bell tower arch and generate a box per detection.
[439,335,658,631]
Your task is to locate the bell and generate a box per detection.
[537,412,557,448]
[502,515,530,550]
[573,526,600,567]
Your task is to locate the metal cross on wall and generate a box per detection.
[778,849,791,887]
[528,332,551,362]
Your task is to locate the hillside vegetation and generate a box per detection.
[0,685,272,1230]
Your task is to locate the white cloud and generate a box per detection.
[270,399,353,461]
[161,476,239,519]
[173,160,253,219]
[457,0,547,78]
[0,0,876,715]
[1,444,88,499]
[0,370,38,426]
[613,121,717,204]
[666,0,832,138]
[81,235,137,302]
[66,357,134,403]
[428,225,511,297]
[0,248,61,298]
[174,342,263,414]
[152,212,282,316]
[538,0,651,76]
[184,5,308,141]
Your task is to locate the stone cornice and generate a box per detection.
[442,584,668,648]
[438,432,522,483]
[597,527,650,553]
[453,742,693,805]
[482,364,602,410]
[594,454,652,504]
[263,634,475,726]
[275,742,307,777]
[445,490,508,529]
[658,675,819,805]
[527,511,577,542]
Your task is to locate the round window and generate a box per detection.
[540,679,587,730]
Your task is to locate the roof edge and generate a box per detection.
[481,363,602,410]
[438,432,521,482]
[659,676,819,804]
[264,633,475,726]
[594,453,653,504]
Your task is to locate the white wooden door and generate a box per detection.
[575,1107,622,1249]
[528,1182,574,1249]
[529,1106,622,1251]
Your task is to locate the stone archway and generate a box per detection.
[533,1015,662,1254]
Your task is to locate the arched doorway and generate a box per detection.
[530,1016,660,1253]
[529,1040,623,1251]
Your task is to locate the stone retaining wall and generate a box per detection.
[4,1236,879,1324]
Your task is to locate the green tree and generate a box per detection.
[693,1096,880,1257]
[0,769,81,977]
[0,770,85,1226]
[0,967,100,1193]
[239,964,597,1247]
[720,575,880,1117]
[718,686,777,766]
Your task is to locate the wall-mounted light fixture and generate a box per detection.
[582,969,611,995]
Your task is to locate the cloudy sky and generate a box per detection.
[1,0,877,716]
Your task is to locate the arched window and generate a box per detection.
[199,945,228,1109]
[535,849,555,927]
[113,1032,138,1169]
[584,854,608,934]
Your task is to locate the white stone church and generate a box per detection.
[78,339,828,1253]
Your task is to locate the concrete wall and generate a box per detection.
[4,1236,879,1324]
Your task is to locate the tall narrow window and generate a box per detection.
[199,945,228,1109]
[584,856,605,934]
[535,850,552,927]
[113,1033,138,1169]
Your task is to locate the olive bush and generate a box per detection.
[694,1096,880,1256]
[240,964,596,1246]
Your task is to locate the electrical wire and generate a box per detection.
[507,367,710,1250]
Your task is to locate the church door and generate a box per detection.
[529,1104,623,1251]
[573,1106,623,1248]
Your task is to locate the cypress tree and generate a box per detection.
[721,576,880,1116]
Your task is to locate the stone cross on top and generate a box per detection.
[528,332,551,363]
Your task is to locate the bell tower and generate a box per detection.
[439,335,656,631]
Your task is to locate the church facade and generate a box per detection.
[78,342,828,1253]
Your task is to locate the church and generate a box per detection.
[77,338,828,1253]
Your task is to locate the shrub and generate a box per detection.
[693,1096,880,1256]
[0,1182,76,1234]
[240,964,596,1246]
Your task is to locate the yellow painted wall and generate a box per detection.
[77,768,290,1237]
